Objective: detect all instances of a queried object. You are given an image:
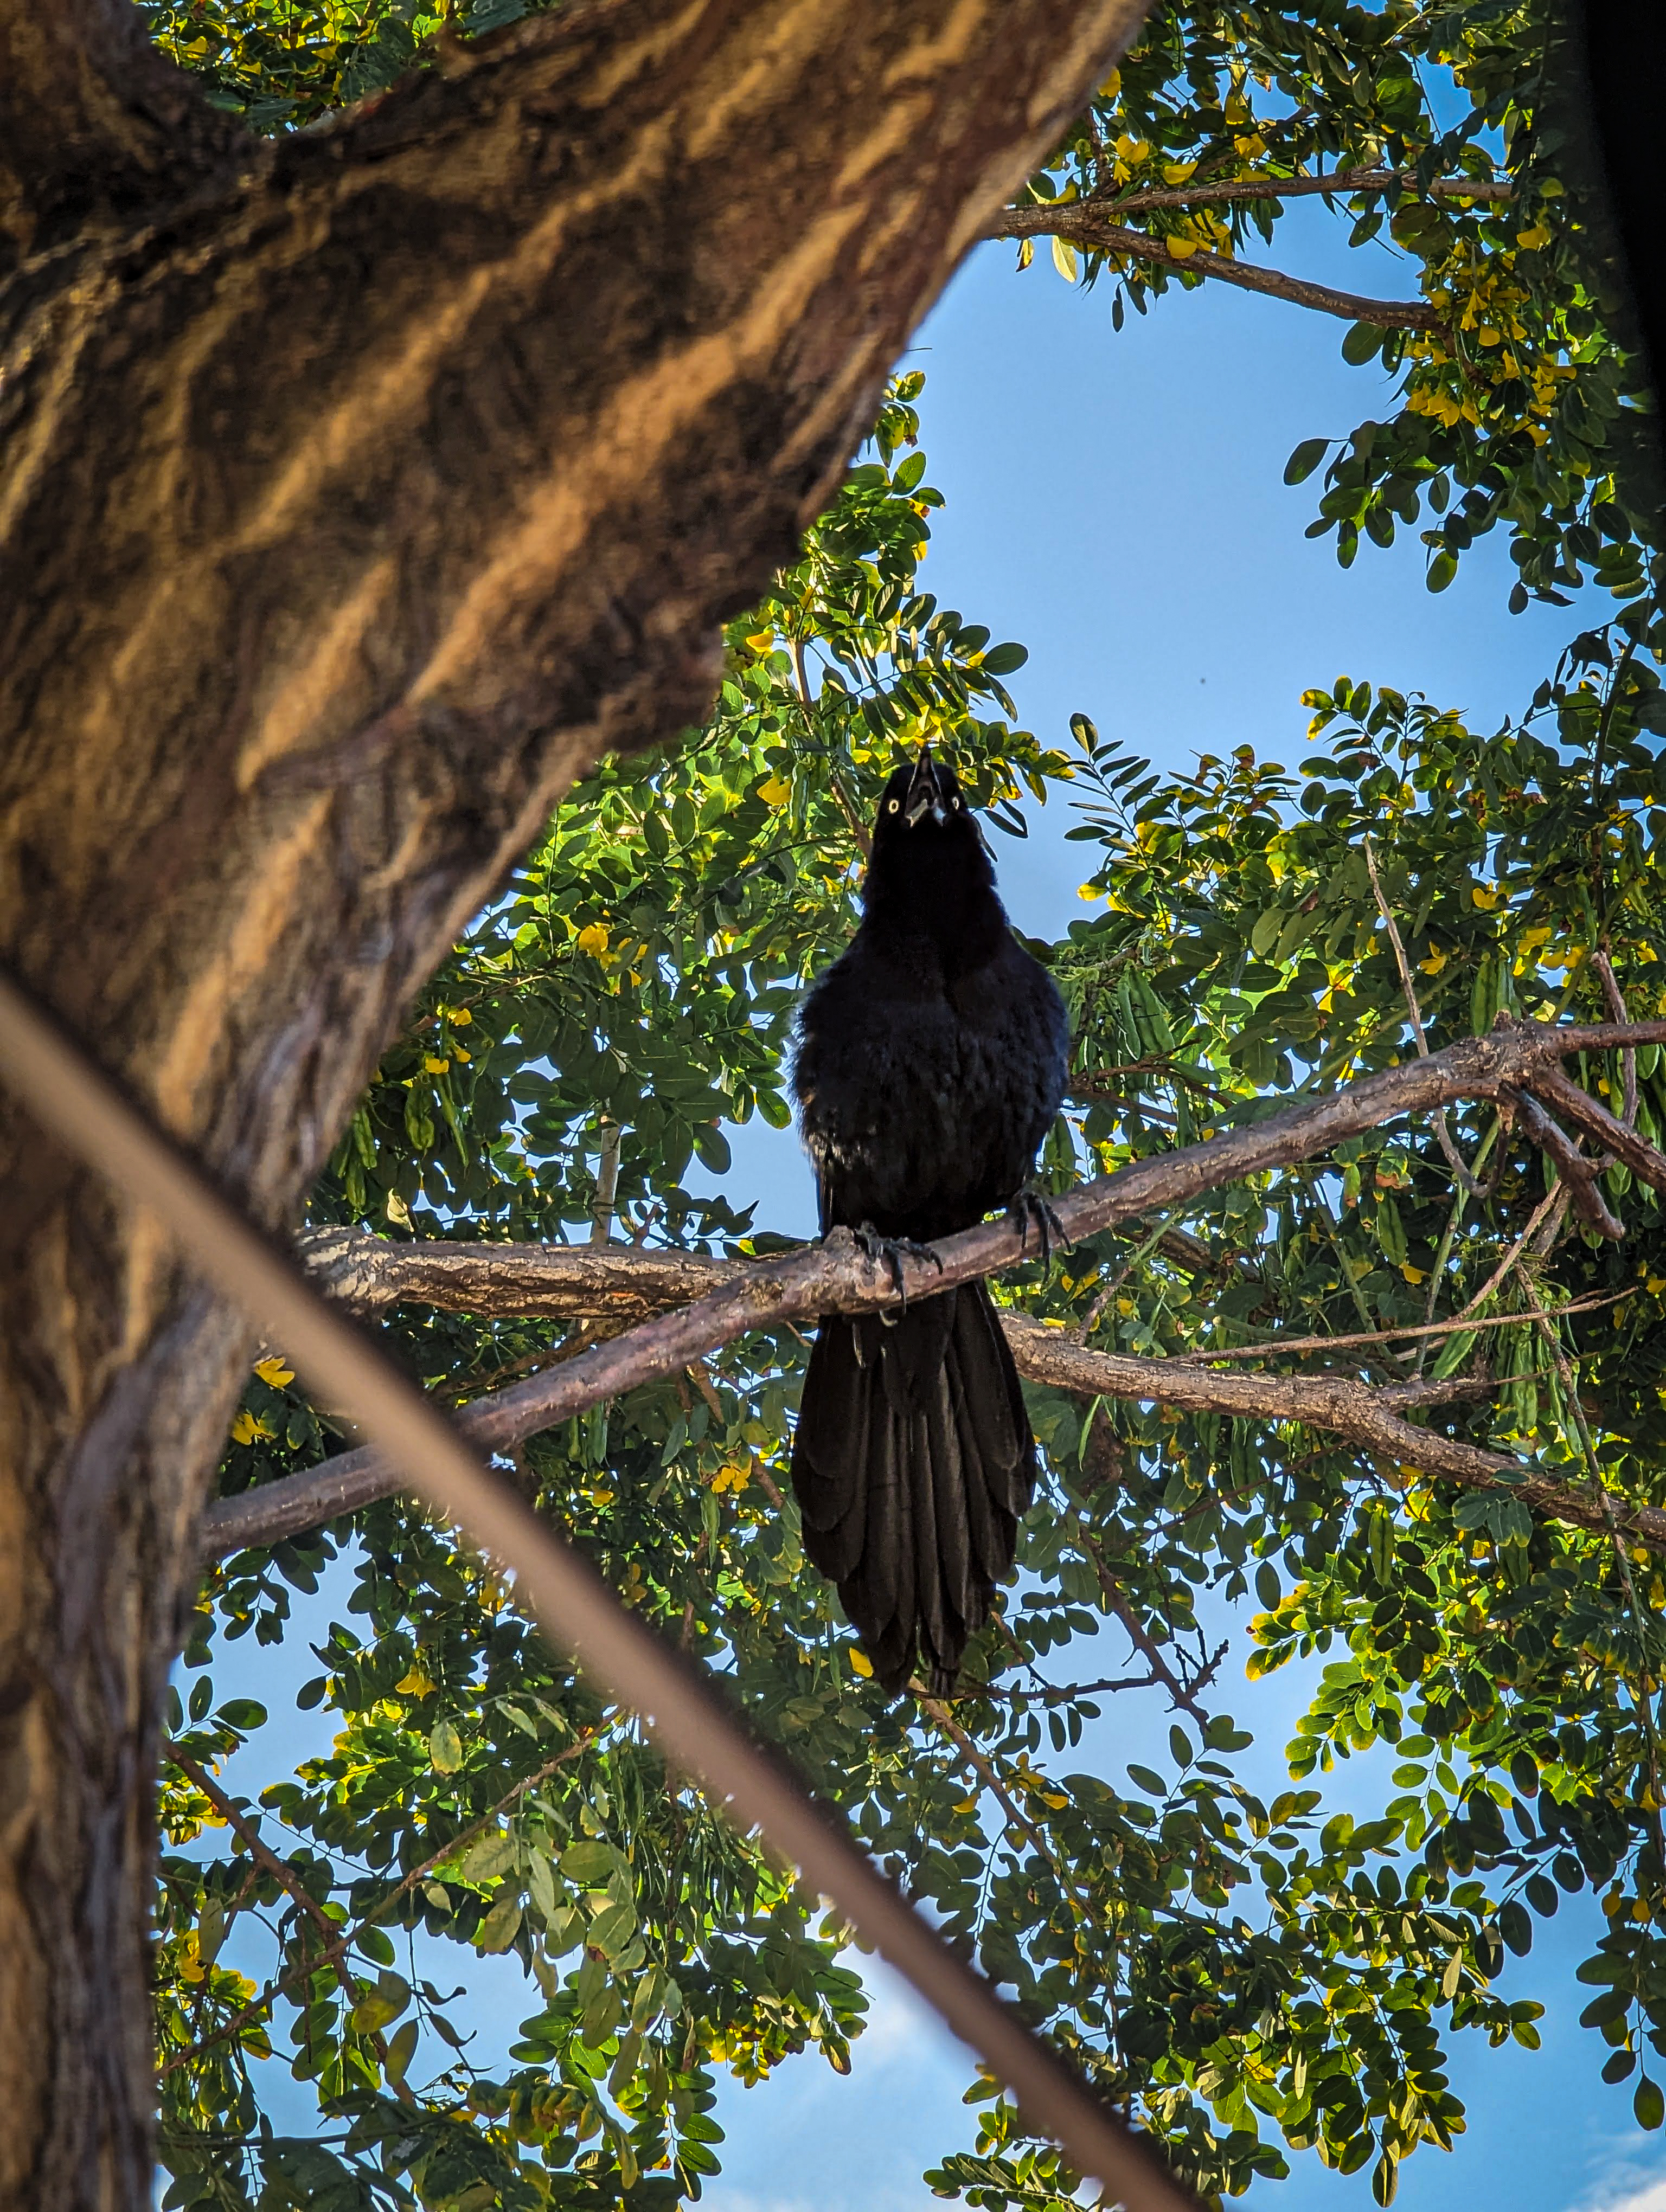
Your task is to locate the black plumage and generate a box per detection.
[789,746,1070,1694]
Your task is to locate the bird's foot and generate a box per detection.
[1008,1187,1069,1272]
[851,1223,943,1319]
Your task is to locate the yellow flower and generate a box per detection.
[744,629,775,654]
[1165,234,1201,259]
[1418,947,1448,975]
[395,1663,437,1700]
[424,1055,450,1074]
[757,776,793,806]
[849,1648,874,1679]
[230,1411,275,1445]
[1646,1276,1666,1295]
[452,1045,471,1062]
[712,1462,751,1495]
[253,1355,294,1388]
[575,923,610,956]
[1516,223,1552,249]
[1401,1263,1427,1285]
[447,1006,472,1026]
[1470,884,1501,910]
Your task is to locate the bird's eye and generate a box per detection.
[951,796,961,809]
[887,799,899,813]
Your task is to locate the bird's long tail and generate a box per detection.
[789,1283,1037,1694]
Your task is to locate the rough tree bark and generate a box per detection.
[0,1,1147,2201]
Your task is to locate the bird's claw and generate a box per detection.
[853,1224,943,1319]
[1008,1188,1069,1274]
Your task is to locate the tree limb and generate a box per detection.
[1524,1062,1666,1192]
[993,204,1440,327]
[200,1018,1666,1559]
[999,1316,1666,1553]
[1100,164,1511,218]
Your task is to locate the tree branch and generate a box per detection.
[1170,1288,1623,1365]
[1524,1062,1666,1192]
[992,204,1440,327]
[1099,164,1511,218]
[999,1315,1666,1553]
[203,1019,1666,1557]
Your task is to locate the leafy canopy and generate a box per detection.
[148,7,1666,2212]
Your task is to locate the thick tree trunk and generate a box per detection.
[0,0,1144,2201]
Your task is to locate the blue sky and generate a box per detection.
[193,205,1662,2212]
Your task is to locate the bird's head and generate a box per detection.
[872,744,982,845]
[864,744,999,925]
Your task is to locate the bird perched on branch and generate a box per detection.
[790,745,1070,1694]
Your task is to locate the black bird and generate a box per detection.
[789,745,1070,1694]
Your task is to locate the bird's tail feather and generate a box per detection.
[790,1283,1036,1694]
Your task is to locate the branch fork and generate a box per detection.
[203,1016,1666,1559]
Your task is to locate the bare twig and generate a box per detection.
[169,1747,416,2101]
[591,1121,622,1245]
[1593,951,1639,1131]
[1455,1180,1567,1320]
[1363,835,1491,1198]
[1069,1522,1214,1723]
[915,1693,1098,1927]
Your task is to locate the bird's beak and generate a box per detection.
[903,742,941,827]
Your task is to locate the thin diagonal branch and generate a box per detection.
[1593,951,1640,1131]
[1067,1520,1214,1722]
[162,1730,600,2079]
[1526,1062,1666,1192]
[169,1746,417,2104]
[1504,1087,1626,1239]
[1171,1287,1623,1365]
[992,204,1440,328]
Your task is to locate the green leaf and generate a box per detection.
[692,1122,732,1174]
[462,1832,516,1884]
[1637,2076,1664,2131]
[475,1893,523,1953]
[1284,436,1331,485]
[561,1839,617,1883]
[1341,319,1385,365]
[587,1900,637,1958]
[428,1720,464,1773]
